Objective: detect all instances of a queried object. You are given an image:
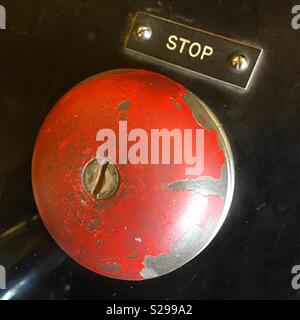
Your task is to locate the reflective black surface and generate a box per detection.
[0,0,299,299]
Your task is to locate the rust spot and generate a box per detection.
[88,217,100,230]
[95,239,103,248]
[98,262,121,273]
[118,100,131,111]
[126,253,139,259]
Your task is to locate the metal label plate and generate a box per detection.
[125,12,263,89]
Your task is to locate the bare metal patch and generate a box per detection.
[140,222,217,279]
[98,262,121,273]
[164,165,227,199]
[181,92,227,155]
[170,97,182,110]
[182,93,215,130]
[126,253,139,259]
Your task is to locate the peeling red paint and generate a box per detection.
[32,69,226,280]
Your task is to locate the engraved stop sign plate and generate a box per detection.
[125,12,262,89]
[32,69,235,280]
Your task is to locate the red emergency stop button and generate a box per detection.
[32,69,234,280]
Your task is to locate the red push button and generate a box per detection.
[32,69,234,280]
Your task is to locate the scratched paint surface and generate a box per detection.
[32,69,225,280]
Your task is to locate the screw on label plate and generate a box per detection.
[135,25,152,41]
[82,158,120,200]
[231,54,249,71]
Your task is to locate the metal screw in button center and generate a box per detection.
[231,54,249,71]
[82,158,120,200]
[135,25,152,41]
